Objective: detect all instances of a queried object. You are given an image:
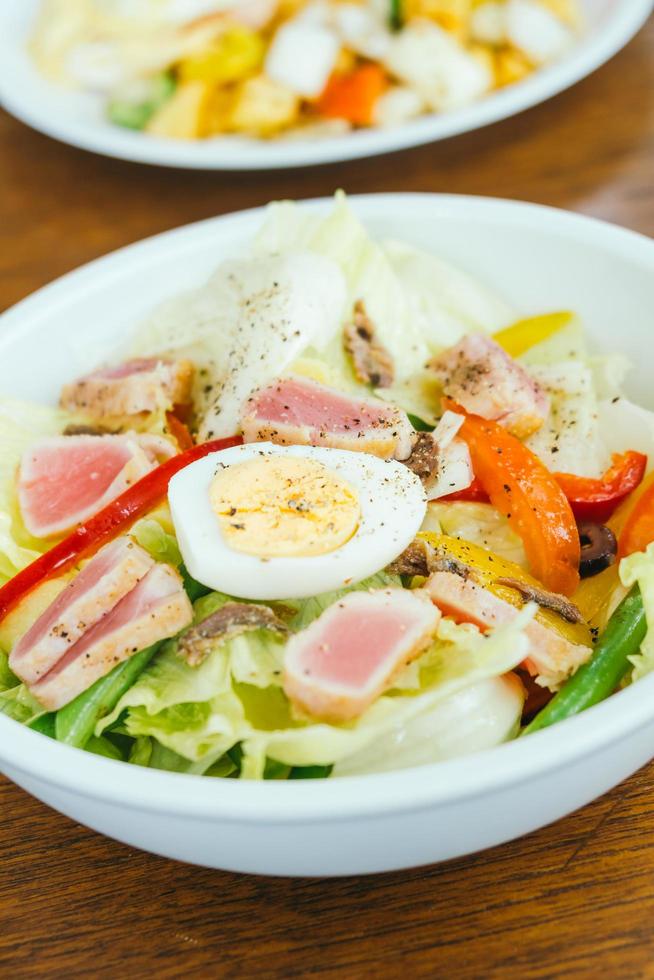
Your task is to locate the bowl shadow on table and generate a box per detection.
[3,757,654,978]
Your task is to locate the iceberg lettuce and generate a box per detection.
[255,193,514,422]
[421,500,528,569]
[332,674,524,776]
[620,544,654,682]
[98,572,531,776]
[525,361,609,478]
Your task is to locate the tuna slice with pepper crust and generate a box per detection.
[9,537,156,686]
[60,357,194,419]
[429,334,549,439]
[283,588,441,722]
[30,563,193,711]
[240,375,415,461]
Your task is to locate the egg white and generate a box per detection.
[168,442,427,600]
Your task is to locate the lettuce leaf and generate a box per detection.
[421,501,528,568]
[332,675,524,776]
[598,398,654,460]
[239,612,531,778]
[254,193,514,423]
[255,193,433,384]
[98,573,531,775]
[525,361,609,478]
[620,543,654,682]
[0,683,45,725]
[0,651,17,692]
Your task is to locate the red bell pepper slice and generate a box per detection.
[440,451,647,525]
[446,400,580,596]
[165,410,195,452]
[554,451,647,523]
[0,435,242,621]
[437,477,488,504]
[619,476,654,558]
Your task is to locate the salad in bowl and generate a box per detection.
[29,0,582,141]
[1,194,654,788]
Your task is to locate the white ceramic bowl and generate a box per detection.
[0,1,651,170]
[2,194,654,876]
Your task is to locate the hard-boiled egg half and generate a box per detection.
[168,442,427,600]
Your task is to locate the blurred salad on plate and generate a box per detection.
[2,193,654,783]
[29,0,582,140]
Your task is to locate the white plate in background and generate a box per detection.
[0,0,651,170]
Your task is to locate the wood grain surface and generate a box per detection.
[1,17,654,980]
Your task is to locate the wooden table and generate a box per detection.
[2,19,654,979]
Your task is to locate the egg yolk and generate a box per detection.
[209,455,361,559]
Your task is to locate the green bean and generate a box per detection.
[389,0,403,30]
[407,413,434,433]
[28,713,56,738]
[289,764,333,779]
[55,643,160,748]
[85,735,125,761]
[522,585,647,736]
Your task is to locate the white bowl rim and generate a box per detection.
[1,192,654,824]
[0,0,651,170]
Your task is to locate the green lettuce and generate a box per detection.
[0,682,45,725]
[0,651,17,692]
[332,674,524,776]
[620,544,654,682]
[97,571,531,777]
[237,613,531,779]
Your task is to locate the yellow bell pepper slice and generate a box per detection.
[493,310,574,358]
[178,28,265,86]
[418,531,593,648]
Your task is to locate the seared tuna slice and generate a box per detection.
[426,570,589,688]
[18,433,174,538]
[283,589,440,722]
[241,376,414,461]
[429,334,549,439]
[31,563,193,710]
[9,538,155,686]
[60,357,194,418]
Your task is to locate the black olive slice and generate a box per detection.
[578,521,618,579]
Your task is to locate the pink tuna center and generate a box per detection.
[22,443,135,525]
[11,539,128,659]
[252,378,395,434]
[35,568,169,683]
[303,606,416,689]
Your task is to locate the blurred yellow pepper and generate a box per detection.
[494,46,533,88]
[419,532,592,647]
[539,0,581,27]
[178,28,265,86]
[146,81,212,139]
[404,0,471,35]
[229,75,300,137]
[493,310,574,357]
